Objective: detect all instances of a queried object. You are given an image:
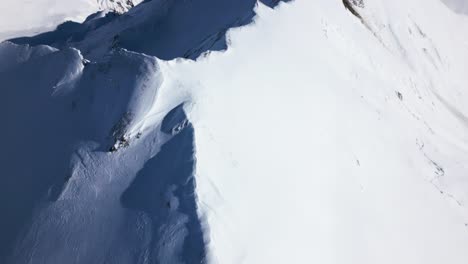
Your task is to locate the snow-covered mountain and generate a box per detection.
[0,0,140,41]
[1,0,468,263]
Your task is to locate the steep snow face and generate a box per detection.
[1,0,468,263]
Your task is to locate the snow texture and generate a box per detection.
[1,0,468,263]
[442,0,468,14]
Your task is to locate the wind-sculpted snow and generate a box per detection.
[1,0,468,263]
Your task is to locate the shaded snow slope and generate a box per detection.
[0,1,289,262]
[442,0,468,14]
[0,0,140,41]
[0,44,167,262]
[1,0,468,263]
[7,0,290,60]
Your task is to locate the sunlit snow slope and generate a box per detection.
[1,0,468,263]
[178,1,468,263]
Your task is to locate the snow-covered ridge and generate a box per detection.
[0,1,287,263]
[1,0,468,263]
[0,0,142,42]
[6,0,292,60]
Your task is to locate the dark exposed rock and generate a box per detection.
[343,0,364,19]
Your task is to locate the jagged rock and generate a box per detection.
[97,0,142,13]
[343,0,364,19]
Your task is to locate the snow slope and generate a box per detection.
[0,1,286,262]
[175,1,468,262]
[1,0,468,263]
[0,0,140,41]
[6,0,291,60]
[443,0,468,14]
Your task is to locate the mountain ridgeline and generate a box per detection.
[2,0,468,263]
[0,1,289,263]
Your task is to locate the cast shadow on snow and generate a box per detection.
[7,0,291,60]
[0,45,159,262]
[121,104,206,263]
[0,0,290,261]
[0,49,84,262]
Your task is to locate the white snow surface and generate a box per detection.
[1,0,468,263]
[169,0,468,262]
